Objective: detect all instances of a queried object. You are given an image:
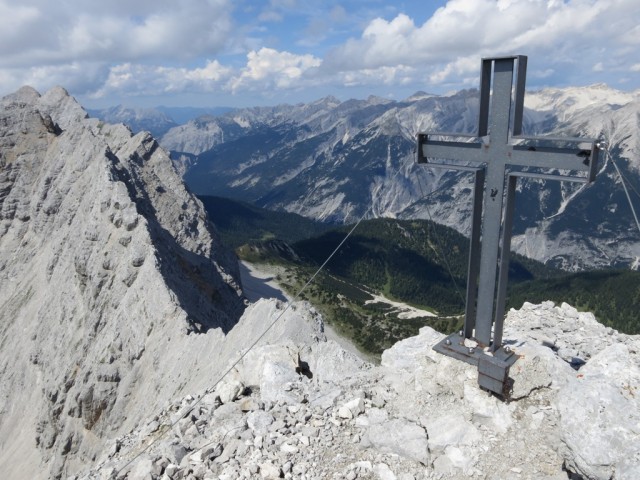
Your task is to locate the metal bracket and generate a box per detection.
[433,332,517,396]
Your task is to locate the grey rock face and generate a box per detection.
[0,86,245,479]
[77,301,639,480]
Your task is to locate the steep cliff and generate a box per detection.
[0,86,245,479]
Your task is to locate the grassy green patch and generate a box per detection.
[206,196,639,356]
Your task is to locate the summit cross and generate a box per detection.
[417,55,601,395]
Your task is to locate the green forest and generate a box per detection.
[293,218,554,316]
[507,269,640,333]
[200,196,640,356]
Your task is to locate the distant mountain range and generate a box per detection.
[88,105,235,138]
[97,85,640,271]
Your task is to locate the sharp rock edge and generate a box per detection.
[0,86,249,479]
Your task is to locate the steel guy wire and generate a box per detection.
[113,158,410,477]
[613,163,640,201]
[602,142,640,238]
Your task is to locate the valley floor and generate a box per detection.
[238,260,377,363]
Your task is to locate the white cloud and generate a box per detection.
[92,60,233,98]
[229,47,321,92]
[1,0,639,104]
[0,2,40,42]
[0,62,109,95]
[323,0,640,88]
[0,0,235,66]
[339,65,416,88]
[90,47,322,99]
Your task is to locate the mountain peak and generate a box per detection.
[16,85,42,98]
[0,86,245,478]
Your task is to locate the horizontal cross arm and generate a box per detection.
[418,133,485,165]
[512,136,601,181]
[509,144,597,179]
[510,171,588,184]
[516,134,600,144]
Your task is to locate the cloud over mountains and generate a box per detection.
[1,0,638,106]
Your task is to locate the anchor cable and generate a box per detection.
[113,214,369,477]
[113,160,413,476]
[602,142,640,237]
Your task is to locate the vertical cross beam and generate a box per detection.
[417,55,601,395]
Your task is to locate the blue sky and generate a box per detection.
[0,0,638,108]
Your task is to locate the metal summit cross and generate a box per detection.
[417,55,601,395]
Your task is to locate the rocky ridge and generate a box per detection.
[0,86,248,479]
[79,302,639,480]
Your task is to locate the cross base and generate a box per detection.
[433,332,517,396]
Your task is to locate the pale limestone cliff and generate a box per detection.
[0,86,245,479]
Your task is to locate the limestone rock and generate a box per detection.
[558,343,640,480]
[215,378,245,404]
[0,86,246,479]
[363,418,430,465]
[75,299,640,480]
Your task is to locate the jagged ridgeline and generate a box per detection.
[157,87,640,271]
[0,87,248,479]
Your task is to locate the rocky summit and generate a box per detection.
[78,301,639,480]
[1,86,638,480]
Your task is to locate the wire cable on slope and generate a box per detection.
[113,217,369,477]
[602,142,640,237]
[615,167,640,201]
[113,163,411,477]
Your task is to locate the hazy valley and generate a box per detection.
[120,85,640,272]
